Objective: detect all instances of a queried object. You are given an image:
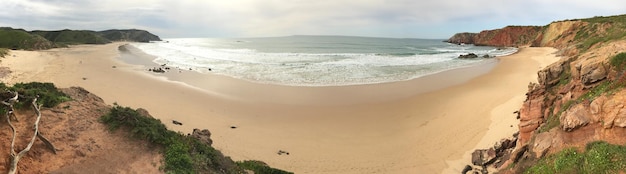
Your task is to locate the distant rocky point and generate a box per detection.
[0,27,161,50]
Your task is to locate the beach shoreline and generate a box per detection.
[0,43,558,173]
[119,43,501,105]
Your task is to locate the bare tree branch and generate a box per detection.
[7,97,46,174]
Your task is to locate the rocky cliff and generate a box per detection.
[453,14,626,173]
[447,26,543,47]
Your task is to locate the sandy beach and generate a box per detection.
[0,43,558,173]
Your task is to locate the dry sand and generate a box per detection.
[0,43,558,173]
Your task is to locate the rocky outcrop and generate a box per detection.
[446,32,476,44]
[453,14,626,173]
[191,128,213,145]
[458,53,479,59]
[579,58,608,87]
[559,104,591,131]
[465,135,518,173]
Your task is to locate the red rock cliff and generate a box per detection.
[447,26,544,47]
[454,14,626,173]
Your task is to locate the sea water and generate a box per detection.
[131,35,517,86]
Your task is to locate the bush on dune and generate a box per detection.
[101,105,292,174]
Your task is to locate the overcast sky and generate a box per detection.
[1,0,625,39]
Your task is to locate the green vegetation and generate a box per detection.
[525,141,626,174]
[6,82,70,108]
[99,29,161,43]
[0,28,55,50]
[0,48,8,58]
[0,27,160,50]
[236,160,294,174]
[101,105,292,174]
[574,15,626,52]
[609,52,626,71]
[32,30,110,45]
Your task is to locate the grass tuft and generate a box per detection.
[525,141,626,174]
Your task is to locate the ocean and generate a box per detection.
[130,35,517,86]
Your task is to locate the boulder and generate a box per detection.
[191,128,213,145]
[537,61,565,86]
[532,130,556,158]
[600,95,626,128]
[590,96,607,124]
[559,104,590,131]
[580,60,607,86]
[459,53,479,59]
[471,148,497,166]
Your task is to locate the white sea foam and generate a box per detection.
[132,37,517,86]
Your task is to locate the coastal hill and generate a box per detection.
[449,14,626,173]
[0,27,161,50]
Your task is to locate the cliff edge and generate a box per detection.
[452,14,626,173]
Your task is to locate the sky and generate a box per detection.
[1,0,625,39]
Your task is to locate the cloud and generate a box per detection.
[1,0,626,38]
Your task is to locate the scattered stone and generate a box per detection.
[191,128,212,145]
[230,126,237,129]
[172,120,183,125]
[277,150,290,155]
[482,54,490,58]
[149,67,166,73]
[112,65,116,68]
[82,77,87,80]
[458,53,479,59]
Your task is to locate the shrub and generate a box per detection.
[8,82,70,108]
[0,48,8,57]
[610,52,626,71]
[101,105,291,174]
[237,160,294,174]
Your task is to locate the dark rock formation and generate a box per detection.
[172,120,183,125]
[459,53,479,59]
[472,148,497,166]
[464,134,518,173]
